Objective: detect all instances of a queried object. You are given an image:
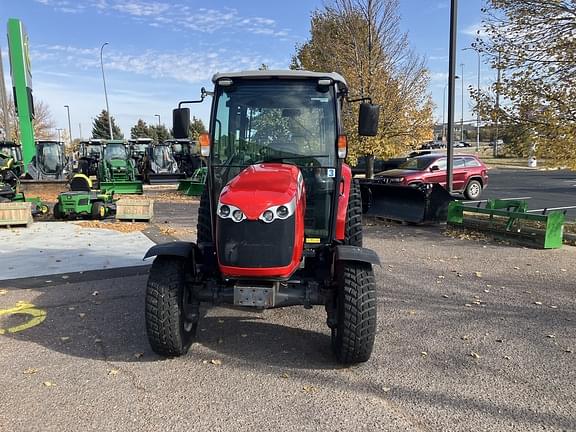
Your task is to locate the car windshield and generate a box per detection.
[38,143,63,173]
[104,144,127,160]
[399,157,435,171]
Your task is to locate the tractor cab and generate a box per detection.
[145,70,380,364]
[165,138,202,177]
[0,141,23,178]
[27,140,67,180]
[143,141,181,183]
[77,140,103,177]
[98,141,143,194]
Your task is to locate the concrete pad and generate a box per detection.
[0,222,155,280]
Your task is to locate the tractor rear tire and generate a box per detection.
[332,261,377,364]
[343,179,363,246]
[53,203,63,220]
[197,187,212,243]
[145,256,197,357]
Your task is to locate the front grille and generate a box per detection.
[217,216,295,268]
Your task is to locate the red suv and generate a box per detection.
[374,154,488,199]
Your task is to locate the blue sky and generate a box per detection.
[1,0,490,140]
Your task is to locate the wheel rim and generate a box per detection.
[470,183,480,197]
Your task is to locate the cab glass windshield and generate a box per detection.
[104,144,127,160]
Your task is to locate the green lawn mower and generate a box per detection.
[53,174,115,220]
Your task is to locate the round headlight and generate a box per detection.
[276,206,289,218]
[232,210,244,221]
[262,210,274,222]
[219,205,230,217]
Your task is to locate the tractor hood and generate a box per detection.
[219,163,303,220]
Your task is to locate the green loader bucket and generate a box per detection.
[178,167,207,197]
[100,181,143,195]
[360,182,453,224]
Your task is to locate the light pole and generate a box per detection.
[100,42,114,140]
[56,128,64,143]
[64,105,72,144]
[442,75,459,143]
[463,48,481,151]
[154,114,161,127]
[460,62,465,141]
[446,0,458,193]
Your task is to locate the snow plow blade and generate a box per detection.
[359,181,454,224]
[147,173,184,184]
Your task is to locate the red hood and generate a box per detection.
[219,163,302,220]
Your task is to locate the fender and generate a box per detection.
[335,164,352,240]
[143,241,197,260]
[335,245,381,266]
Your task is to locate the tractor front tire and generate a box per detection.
[53,203,63,220]
[197,187,212,243]
[145,256,196,357]
[343,179,363,246]
[332,261,377,364]
[91,202,106,220]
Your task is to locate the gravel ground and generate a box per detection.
[0,201,574,432]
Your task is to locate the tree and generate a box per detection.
[130,119,154,139]
[188,116,207,140]
[292,0,433,177]
[150,124,171,142]
[473,0,576,167]
[0,95,56,141]
[91,110,123,139]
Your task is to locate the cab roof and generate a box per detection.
[212,70,347,88]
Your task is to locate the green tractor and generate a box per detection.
[98,140,143,194]
[53,174,115,220]
[27,140,69,180]
[76,139,104,178]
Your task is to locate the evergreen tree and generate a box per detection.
[91,110,123,139]
[188,116,207,140]
[150,124,171,143]
[130,119,153,139]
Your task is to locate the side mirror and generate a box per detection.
[430,165,439,171]
[358,103,380,137]
[173,108,190,139]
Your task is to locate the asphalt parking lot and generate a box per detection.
[1,187,575,431]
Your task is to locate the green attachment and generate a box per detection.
[55,190,115,219]
[178,167,207,196]
[99,181,143,195]
[7,19,36,170]
[447,200,565,249]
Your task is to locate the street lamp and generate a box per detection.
[100,42,114,140]
[460,62,465,141]
[154,114,161,127]
[446,0,458,193]
[64,105,72,144]
[443,75,460,143]
[463,47,481,151]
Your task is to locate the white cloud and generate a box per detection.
[34,0,292,38]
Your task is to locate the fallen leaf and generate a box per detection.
[560,268,567,272]
[461,335,470,340]
[217,319,224,324]
[91,291,99,296]
[60,337,70,342]
[464,303,472,307]
[210,359,222,366]
[565,348,573,353]
[134,352,144,359]
[240,334,248,338]
[547,334,556,339]
[302,385,318,394]
[513,266,520,270]
[94,338,102,343]
[474,272,482,278]
[420,351,428,357]
[534,302,543,305]
[437,275,445,279]
[496,339,504,343]
[78,313,86,318]
[217,338,224,344]
[61,275,69,279]
[442,294,449,298]
[550,305,558,309]
[381,386,391,392]
[0,289,7,296]
[108,368,119,376]
[43,381,55,387]
[68,307,76,311]
[280,373,289,379]
[470,352,480,359]
[23,368,38,375]
[503,356,511,360]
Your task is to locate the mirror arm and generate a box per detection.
[177,87,211,108]
[347,96,372,104]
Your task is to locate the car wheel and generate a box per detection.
[464,179,482,200]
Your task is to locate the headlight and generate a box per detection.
[259,197,296,223]
[217,201,245,222]
[389,177,404,183]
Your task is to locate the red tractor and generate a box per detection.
[144,70,381,364]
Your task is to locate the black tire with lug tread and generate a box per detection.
[332,261,377,364]
[145,256,196,356]
[53,202,63,219]
[464,179,482,200]
[343,178,363,246]
[197,186,212,243]
[91,201,105,220]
